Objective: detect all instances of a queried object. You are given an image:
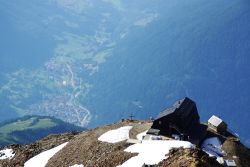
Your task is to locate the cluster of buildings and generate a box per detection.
[142,97,237,167]
[147,97,230,144]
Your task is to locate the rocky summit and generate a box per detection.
[0,98,250,167]
[0,119,249,167]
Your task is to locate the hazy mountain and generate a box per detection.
[0,115,84,147]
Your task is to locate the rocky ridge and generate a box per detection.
[0,120,249,167]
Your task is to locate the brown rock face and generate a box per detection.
[1,120,249,167]
[0,132,78,167]
[158,148,223,167]
[222,138,250,167]
[45,122,140,167]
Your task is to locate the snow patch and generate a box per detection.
[117,140,194,167]
[24,142,68,167]
[202,137,221,148]
[98,126,133,143]
[136,130,147,141]
[216,157,224,164]
[69,164,84,167]
[0,149,15,160]
[201,137,225,157]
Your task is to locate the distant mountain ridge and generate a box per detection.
[0,115,85,147]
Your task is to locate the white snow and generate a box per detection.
[69,164,84,167]
[149,135,162,140]
[117,140,194,167]
[216,157,224,164]
[0,148,15,160]
[202,147,219,157]
[201,137,225,157]
[98,126,133,143]
[202,137,221,148]
[24,142,68,167]
[136,130,148,141]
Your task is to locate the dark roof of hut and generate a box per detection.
[155,97,194,120]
